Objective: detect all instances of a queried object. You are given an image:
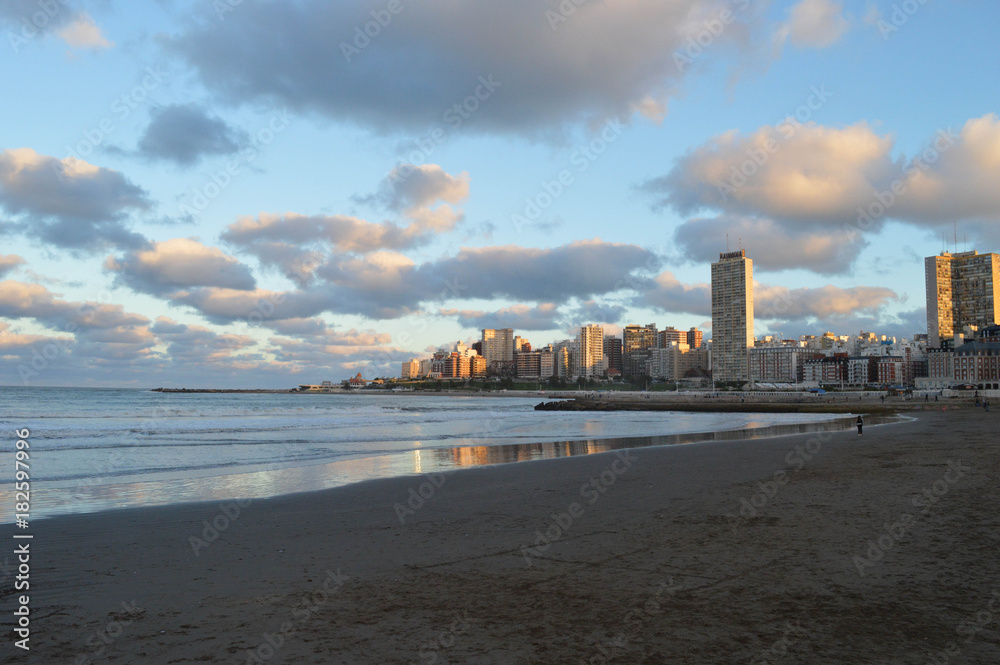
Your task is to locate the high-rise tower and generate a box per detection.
[711,250,754,383]
[579,324,604,379]
[925,250,1000,348]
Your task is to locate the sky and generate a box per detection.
[0,0,998,388]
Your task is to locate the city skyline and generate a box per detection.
[2,2,999,387]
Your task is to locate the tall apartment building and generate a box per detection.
[686,327,703,349]
[539,348,555,379]
[603,336,623,375]
[579,325,604,379]
[481,328,515,364]
[711,249,754,383]
[926,250,1000,348]
[401,359,420,379]
[553,343,574,378]
[658,326,684,348]
[623,324,658,353]
[623,323,657,377]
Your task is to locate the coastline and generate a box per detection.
[144,385,974,415]
[3,409,997,663]
[8,409,865,523]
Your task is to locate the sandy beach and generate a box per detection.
[3,407,999,664]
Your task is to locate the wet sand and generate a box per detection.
[2,408,998,664]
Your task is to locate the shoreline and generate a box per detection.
[2,408,997,663]
[9,410,874,524]
[146,386,976,414]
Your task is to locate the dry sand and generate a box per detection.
[2,408,999,664]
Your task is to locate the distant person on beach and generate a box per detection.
[856,415,864,435]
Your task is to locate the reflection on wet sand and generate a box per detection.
[432,414,903,469]
[15,414,903,522]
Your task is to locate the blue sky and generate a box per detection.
[1,0,998,387]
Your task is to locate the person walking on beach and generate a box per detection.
[856,415,864,436]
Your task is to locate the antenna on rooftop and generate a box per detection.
[953,221,958,253]
[726,233,729,252]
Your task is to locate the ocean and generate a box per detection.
[0,387,843,521]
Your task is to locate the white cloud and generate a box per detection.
[0,148,149,250]
[56,14,112,50]
[223,164,469,286]
[106,238,257,295]
[0,254,26,278]
[645,114,1000,273]
[776,0,850,49]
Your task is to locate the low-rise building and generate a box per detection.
[953,340,1000,389]
[802,356,847,384]
[876,356,908,385]
[847,356,878,387]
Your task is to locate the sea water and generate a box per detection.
[0,387,843,521]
